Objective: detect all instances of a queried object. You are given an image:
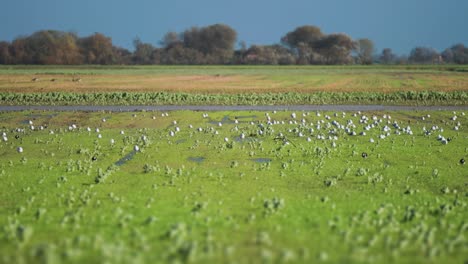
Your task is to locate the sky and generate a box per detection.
[1,0,467,55]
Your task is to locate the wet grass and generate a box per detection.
[0,110,467,263]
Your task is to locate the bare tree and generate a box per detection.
[315,33,355,64]
[380,48,397,64]
[160,31,181,48]
[409,47,440,64]
[132,37,156,64]
[442,44,468,64]
[355,38,374,64]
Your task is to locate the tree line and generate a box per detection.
[0,24,467,65]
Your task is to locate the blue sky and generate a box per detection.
[1,0,467,54]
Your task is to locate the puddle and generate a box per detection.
[188,156,205,163]
[21,113,59,124]
[252,158,272,163]
[175,139,187,144]
[115,150,137,166]
[208,115,257,125]
[234,136,257,142]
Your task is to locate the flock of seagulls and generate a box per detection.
[1,111,465,166]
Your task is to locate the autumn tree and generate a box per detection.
[281,25,324,49]
[78,33,116,64]
[0,41,12,64]
[11,30,82,64]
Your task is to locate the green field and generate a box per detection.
[0,109,467,263]
[0,65,467,105]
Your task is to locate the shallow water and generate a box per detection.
[115,150,137,166]
[208,115,257,125]
[252,158,272,163]
[188,156,205,163]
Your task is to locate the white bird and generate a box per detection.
[134,145,140,152]
[120,130,125,135]
[95,128,100,133]
[224,137,229,142]
[110,139,115,144]
[2,136,7,142]
[370,138,375,143]
[17,146,23,153]
[97,134,102,139]
[87,127,91,132]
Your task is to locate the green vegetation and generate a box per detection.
[0,65,467,105]
[0,110,467,263]
[1,91,467,106]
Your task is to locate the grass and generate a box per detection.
[0,109,467,263]
[1,65,467,105]
[0,65,467,94]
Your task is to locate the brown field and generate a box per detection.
[0,66,467,94]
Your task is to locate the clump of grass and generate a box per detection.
[264,197,285,214]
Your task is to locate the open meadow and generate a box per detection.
[0,109,467,263]
[0,65,467,105]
